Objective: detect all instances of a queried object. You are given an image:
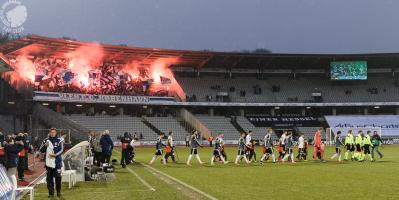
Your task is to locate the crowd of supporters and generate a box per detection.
[12,57,170,96]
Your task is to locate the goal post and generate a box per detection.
[326,128,333,145]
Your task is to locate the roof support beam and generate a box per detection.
[197,55,214,69]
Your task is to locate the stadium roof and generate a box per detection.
[1,35,399,70]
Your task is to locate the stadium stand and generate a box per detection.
[296,127,326,140]
[143,116,190,141]
[195,115,240,140]
[178,76,399,103]
[66,115,158,141]
[235,116,277,140]
[0,115,24,134]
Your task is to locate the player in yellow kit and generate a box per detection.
[344,130,355,161]
[354,131,364,161]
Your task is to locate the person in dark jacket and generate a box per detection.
[16,133,30,181]
[371,131,384,160]
[100,130,114,164]
[23,133,32,172]
[4,136,24,177]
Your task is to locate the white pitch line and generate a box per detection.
[111,154,156,192]
[142,163,218,200]
[126,165,156,191]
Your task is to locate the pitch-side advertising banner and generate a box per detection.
[325,115,399,136]
[247,116,320,127]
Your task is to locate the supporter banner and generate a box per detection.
[30,92,399,106]
[33,91,175,104]
[0,166,13,200]
[325,115,399,136]
[178,102,399,107]
[247,116,320,127]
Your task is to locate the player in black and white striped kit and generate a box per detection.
[211,133,228,165]
[235,132,249,165]
[149,133,166,165]
[282,131,295,163]
[261,129,276,163]
[186,130,204,166]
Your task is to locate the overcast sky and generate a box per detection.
[3,0,399,53]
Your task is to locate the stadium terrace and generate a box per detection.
[2,35,399,106]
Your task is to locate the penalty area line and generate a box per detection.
[142,163,218,200]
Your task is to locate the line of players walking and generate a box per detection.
[332,130,384,162]
[142,128,384,166]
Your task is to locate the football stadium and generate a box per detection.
[1,1,399,200]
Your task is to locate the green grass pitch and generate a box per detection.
[28,145,399,200]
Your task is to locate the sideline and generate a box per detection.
[142,163,218,200]
[125,166,156,191]
[113,149,217,199]
[112,152,156,191]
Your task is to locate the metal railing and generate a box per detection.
[178,108,211,139]
[32,104,90,142]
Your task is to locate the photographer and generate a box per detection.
[119,132,132,167]
[39,128,64,198]
[4,135,24,178]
